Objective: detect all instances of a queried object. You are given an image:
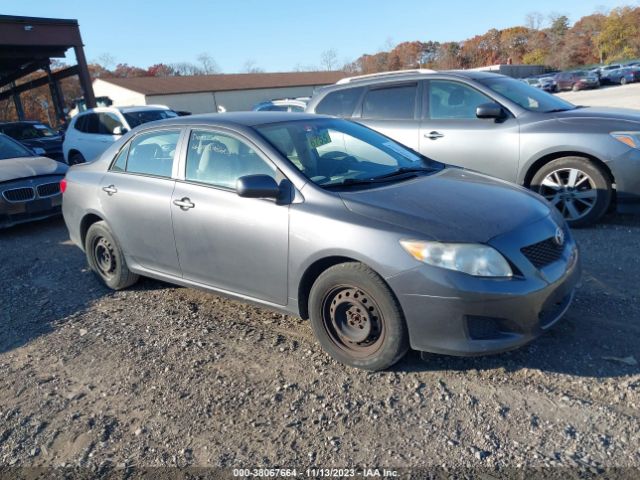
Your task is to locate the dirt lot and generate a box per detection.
[556,83,640,109]
[1,214,639,476]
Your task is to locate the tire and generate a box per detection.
[85,221,139,290]
[69,152,86,165]
[530,156,612,228]
[621,77,627,86]
[308,262,409,371]
[572,83,580,92]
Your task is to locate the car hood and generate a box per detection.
[339,168,551,243]
[0,156,67,182]
[555,107,640,128]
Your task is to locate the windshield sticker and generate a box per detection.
[383,141,421,162]
[307,129,331,149]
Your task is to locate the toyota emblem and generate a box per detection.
[554,227,565,247]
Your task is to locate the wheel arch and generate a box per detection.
[297,256,381,320]
[523,151,615,188]
[79,212,105,249]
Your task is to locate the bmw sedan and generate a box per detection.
[0,133,67,228]
[62,113,580,370]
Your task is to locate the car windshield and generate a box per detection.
[0,134,33,159]
[123,109,178,128]
[255,118,444,187]
[1,123,57,139]
[479,77,576,113]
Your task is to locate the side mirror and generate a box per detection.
[476,102,505,120]
[236,174,280,199]
[112,126,128,135]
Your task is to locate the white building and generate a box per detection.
[92,71,346,113]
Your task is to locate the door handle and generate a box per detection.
[102,185,117,195]
[173,197,195,210]
[425,131,444,140]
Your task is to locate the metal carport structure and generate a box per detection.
[0,14,96,125]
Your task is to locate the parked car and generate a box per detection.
[523,77,542,88]
[554,70,600,91]
[253,97,309,112]
[0,121,64,162]
[601,67,640,85]
[538,75,557,93]
[62,112,581,370]
[0,133,67,228]
[62,106,179,164]
[306,70,640,226]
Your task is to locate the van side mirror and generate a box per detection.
[236,175,280,199]
[476,102,505,120]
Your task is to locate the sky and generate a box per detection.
[2,0,638,73]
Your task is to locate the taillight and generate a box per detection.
[60,178,67,194]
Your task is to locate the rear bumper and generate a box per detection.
[386,216,581,356]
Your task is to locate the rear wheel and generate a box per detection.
[85,221,139,290]
[308,262,409,371]
[69,151,86,165]
[621,77,628,85]
[530,156,612,227]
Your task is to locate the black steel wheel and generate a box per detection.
[308,262,409,371]
[85,221,139,290]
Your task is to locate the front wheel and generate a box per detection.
[621,77,627,86]
[308,262,409,371]
[530,157,612,227]
[85,221,139,290]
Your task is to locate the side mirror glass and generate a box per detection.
[476,102,505,120]
[236,174,280,199]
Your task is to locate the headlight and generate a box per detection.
[611,131,640,149]
[400,240,513,277]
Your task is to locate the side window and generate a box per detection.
[315,87,364,117]
[429,80,492,120]
[185,130,276,189]
[362,84,417,120]
[110,144,129,172]
[98,113,123,134]
[84,114,100,134]
[74,115,87,132]
[126,129,180,178]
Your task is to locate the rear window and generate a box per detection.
[362,84,417,120]
[315,87,364,117]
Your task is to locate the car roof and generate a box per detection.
[138,111,331,128]
[79,105,172,114]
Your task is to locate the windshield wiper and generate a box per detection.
[372,166,433,180]
[324,167,431,189]
[544,107,575,113]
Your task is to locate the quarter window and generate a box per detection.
[126,129,180,178]
[315,87,364,117]
[110,144,129,172]
[429,80,492,120]
[362,84,417,119]
[185,130,276,189]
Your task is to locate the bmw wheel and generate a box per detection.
[531,157,612,227]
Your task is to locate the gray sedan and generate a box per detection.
[62,113,580,370]
[0,133,67,228]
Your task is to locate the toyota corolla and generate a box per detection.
[61,113,580,370]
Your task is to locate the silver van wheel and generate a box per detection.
[539,168,597,221]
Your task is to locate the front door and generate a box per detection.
[99,128,182,276]
[419,79,520,183]
[171,128,289,304]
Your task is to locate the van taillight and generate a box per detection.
[60,178,67,194]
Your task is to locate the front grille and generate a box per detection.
[2,187,35,202]
[521,237,564,269]
[37,182,61,197]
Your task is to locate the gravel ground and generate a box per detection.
[1,214,639,477]
[556,83,640,109]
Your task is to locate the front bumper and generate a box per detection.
[0,178,63,228]
[386,217,581,356]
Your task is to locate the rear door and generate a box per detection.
[418,79,520,182]
[355,82,422,151]
[99,128,183,276]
